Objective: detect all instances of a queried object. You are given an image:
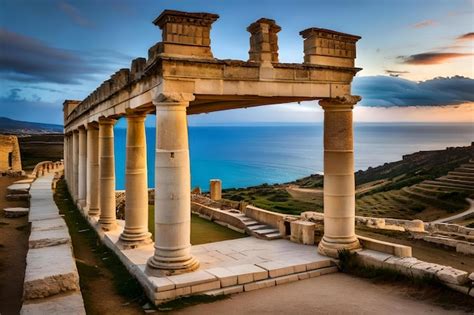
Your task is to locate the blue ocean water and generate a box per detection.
[113,123,473,191]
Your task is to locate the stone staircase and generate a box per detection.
[223,210,282,240]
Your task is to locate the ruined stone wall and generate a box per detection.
[0,135,22,173]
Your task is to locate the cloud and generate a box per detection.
[411,20,436,29]
[457,32,474,41]
[0,29,127,85]
[353,75,474,107]
[384,70,410,77]
[398,52,473,65]
[58,1,94,28]
[0,88,63,124]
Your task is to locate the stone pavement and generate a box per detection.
[91,217,337,305]
[21,173,86,314]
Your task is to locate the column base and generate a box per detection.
[146,254,199,276]
[317,237,361,258]
[119,232,152,249]
[87,207,100,217]
[98,220,117,231]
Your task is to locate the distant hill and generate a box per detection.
[0,117,63,135]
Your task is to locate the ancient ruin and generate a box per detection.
[0,135,22,175]
[61,9,369,303]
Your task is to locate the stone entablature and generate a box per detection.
[63,10,361,130]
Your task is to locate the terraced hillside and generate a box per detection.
[356,157,474,221]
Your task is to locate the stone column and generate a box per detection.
[120,112,152,248]
[72,130,79,201]
[68,134,73,194]
[87,123,100,216]
[63,135,68,182]
[147,93,199,273]
[77,127,87,208]
[318,95,361,258]
[98,117,117,230]
[210,179,222,201]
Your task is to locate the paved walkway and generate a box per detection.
[433,198,474,223]
[172,273,469,315]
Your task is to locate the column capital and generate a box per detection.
[125,108,149,119]
[87,121,99,130]
[98,116,117,125]
[319,95,361,110]
[152,92,195,107]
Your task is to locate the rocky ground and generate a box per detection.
[0,175,30,314]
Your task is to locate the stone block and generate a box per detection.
[226,264,268,284]
[204,267,238,287]
[436,267,469,285]
[298,272,310,280]
[191,280,220,294]
[167,270,217,289]
[410,262,444,279]
[29,228,71,249]
[456,242,474,255]
[319,266,339,275]
[256,261,293,278]
[275,274,299,285]
[23,244,80,300]
[20,291,86,315]
[205,285,243,296]
[308,270,322,278]
[3,207,29,218]
[356,250,392,269]
[290,220,315,245]
[244,278,276,291]
[149,276,175,292]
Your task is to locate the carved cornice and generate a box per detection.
[153,10,219,28]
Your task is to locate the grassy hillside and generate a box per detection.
[223,144,474,221]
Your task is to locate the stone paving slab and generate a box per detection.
[95,223,335,305]
[23,244,80,299]
[29,227,71,248]
[3,207,29,218]
[21,291,86,315]
[31,217,68,231]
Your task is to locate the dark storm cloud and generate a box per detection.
[353,75,474,107]
[398,52,473,65]
[0,29,130,85]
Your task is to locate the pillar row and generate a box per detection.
[120,112,152,248]
[72,130,79,202]
[318,95,361,258]
[98,117,117,231]
[147,93,199,274]
[77,127,87,207]
[87,123,100,216]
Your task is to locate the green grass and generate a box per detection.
[148,205,246,245]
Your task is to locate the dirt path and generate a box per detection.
[0,176,30,315]
[54,180,147,315]
[171,273,472,315]
[433,198,474,223]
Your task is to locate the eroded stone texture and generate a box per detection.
[0,134,22,173]
[4,207,29,218]
[23,244,80,299]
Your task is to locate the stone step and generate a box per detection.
[459,163,474,169]
[6,193,30,201]
[3,207,29,218]
[247,224,267,230]
[264,232,282,240]
[446,174,474,182]
[254,228,279,235]
[243,220,261,226]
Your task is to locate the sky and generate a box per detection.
[0,0,473,125]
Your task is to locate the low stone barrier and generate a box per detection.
[20,168,85,314]
[357,250,473,297]
[244,205,287,233]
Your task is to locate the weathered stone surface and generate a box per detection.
[7,183,30,193]
[20,291,86,315]
[410,262,444,279]
[29,228,71,249]
[436,267,469,285]
[290,220,315,245]
[23,244,80,299]
[6,193,29,201]
[31,218,67,231]
[4,207,29,218]
[456,242,474,255]
[0,135,22,173]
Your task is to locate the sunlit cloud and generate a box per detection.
[398,52,473,65]
[456,32,474,41]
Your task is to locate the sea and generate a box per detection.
[113,123,474,191]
